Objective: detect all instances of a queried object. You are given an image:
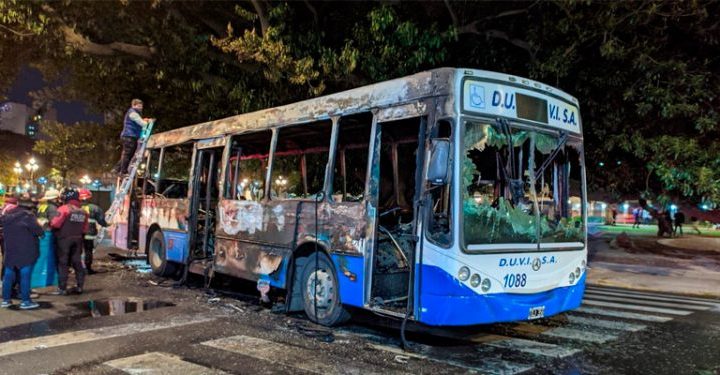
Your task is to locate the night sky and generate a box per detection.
[5,67,104,124]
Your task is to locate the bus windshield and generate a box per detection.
[462,120,585,248]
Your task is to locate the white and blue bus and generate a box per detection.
[111,68,586,326]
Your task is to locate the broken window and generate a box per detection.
[141,148,161,196]
[462,120,585,248]
[157,143,193,199]
[225,130,272,202]
[332,113,372,202]
[270,120,333,199]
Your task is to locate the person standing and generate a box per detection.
[50,189,89,295]
[37,188,61,230]
[0,197,44,309]
[114,99,154,175]
[674,211,685,236]
[632,207,642,228]
[79,189,107,274]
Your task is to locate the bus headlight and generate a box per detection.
[575,267,581,279]
[470,274,481,288]
[481,278,491,292]
[458,266,470,281]
[569,272,576,284]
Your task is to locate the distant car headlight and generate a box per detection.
[481,278,491,292]
[470,274,481,288]
[575,267,581,278]
[569,272,576,284]
[458,266,470,281]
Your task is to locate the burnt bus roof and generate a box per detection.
[147,68,455,148]
[147,67,581,148]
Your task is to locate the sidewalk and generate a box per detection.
[586,227,720,299]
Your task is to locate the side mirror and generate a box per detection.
[427,138,451,186]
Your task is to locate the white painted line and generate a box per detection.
[485,337,581,359]
[572,307,673,323]
[587,286,720,303]
[0,316,216,358]
[584,294,709,310]
[367,343,534,375]
[541,327,617,344]
[202,335,381,375]
[585,289,720,308]
[105,352,228,375]
[582,299,693,315]
[565,315,647,332]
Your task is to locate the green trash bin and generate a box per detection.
[31,230,58,288]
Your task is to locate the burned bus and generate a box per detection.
[110,68,587,326]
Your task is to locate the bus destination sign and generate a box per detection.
[462,80,581,133]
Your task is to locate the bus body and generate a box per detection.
[111,68,587,326]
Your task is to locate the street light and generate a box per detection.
[13,161,23,188]
[25,157,39,190]
[80,175,92,187]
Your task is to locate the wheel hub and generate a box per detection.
[306,269,334,309]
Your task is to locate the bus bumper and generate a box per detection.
[417,265,585,326]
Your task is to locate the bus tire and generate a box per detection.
[300,252,350,326]
[148,230,178,278]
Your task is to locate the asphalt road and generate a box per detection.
[0,253,719,375]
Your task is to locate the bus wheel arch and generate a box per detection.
[146,228,178,278]
[290,242,350,326]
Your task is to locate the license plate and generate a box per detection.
[528,306,545,320]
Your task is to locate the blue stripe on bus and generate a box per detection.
[164,230,189,263]
[417,264,585,326]
[332,254,364,308]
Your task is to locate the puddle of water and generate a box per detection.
[70,298,174,317]
[121,259,152,273]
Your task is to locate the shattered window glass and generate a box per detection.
[462,121,585,248]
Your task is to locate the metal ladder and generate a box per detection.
[95,120,155,247]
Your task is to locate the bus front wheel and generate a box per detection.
[301,253,350,326]
[148,230,178,278]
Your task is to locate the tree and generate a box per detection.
[2,0,719,205]
[33,121,120,183]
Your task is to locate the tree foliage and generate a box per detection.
[1,0,718,204]
[33,121,121,182]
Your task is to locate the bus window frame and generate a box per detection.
[457,115,587,254]
[424,117,455,250]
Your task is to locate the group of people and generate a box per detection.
[0,188,106,309]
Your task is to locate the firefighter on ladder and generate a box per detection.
[79,189,107,274]
[113,98,155,176]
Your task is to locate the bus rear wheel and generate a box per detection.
[148,230,178,278]
[301,253,350,326]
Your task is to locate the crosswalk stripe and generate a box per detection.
[586,286,720,304]
[484,337,581,359]
[0,316,216,358]
[585,289,720,308]
[202,335,382,374]
[572,306,673,322]
[584,294,710,310]
[367,343,534,375]
[582,299,693,315]
[565,315,647,332]
[105,352,227,375]
[541,327,617,344]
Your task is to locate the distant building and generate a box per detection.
[0,101,57,139]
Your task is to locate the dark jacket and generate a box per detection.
[50,200,89,240]
[121,108,144,138]
[82,202,107,240]
[0,206,44,268]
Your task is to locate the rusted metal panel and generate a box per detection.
[147,68,455,148]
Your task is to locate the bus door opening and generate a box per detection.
[369,117,424,314]
[190,146,223,260]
